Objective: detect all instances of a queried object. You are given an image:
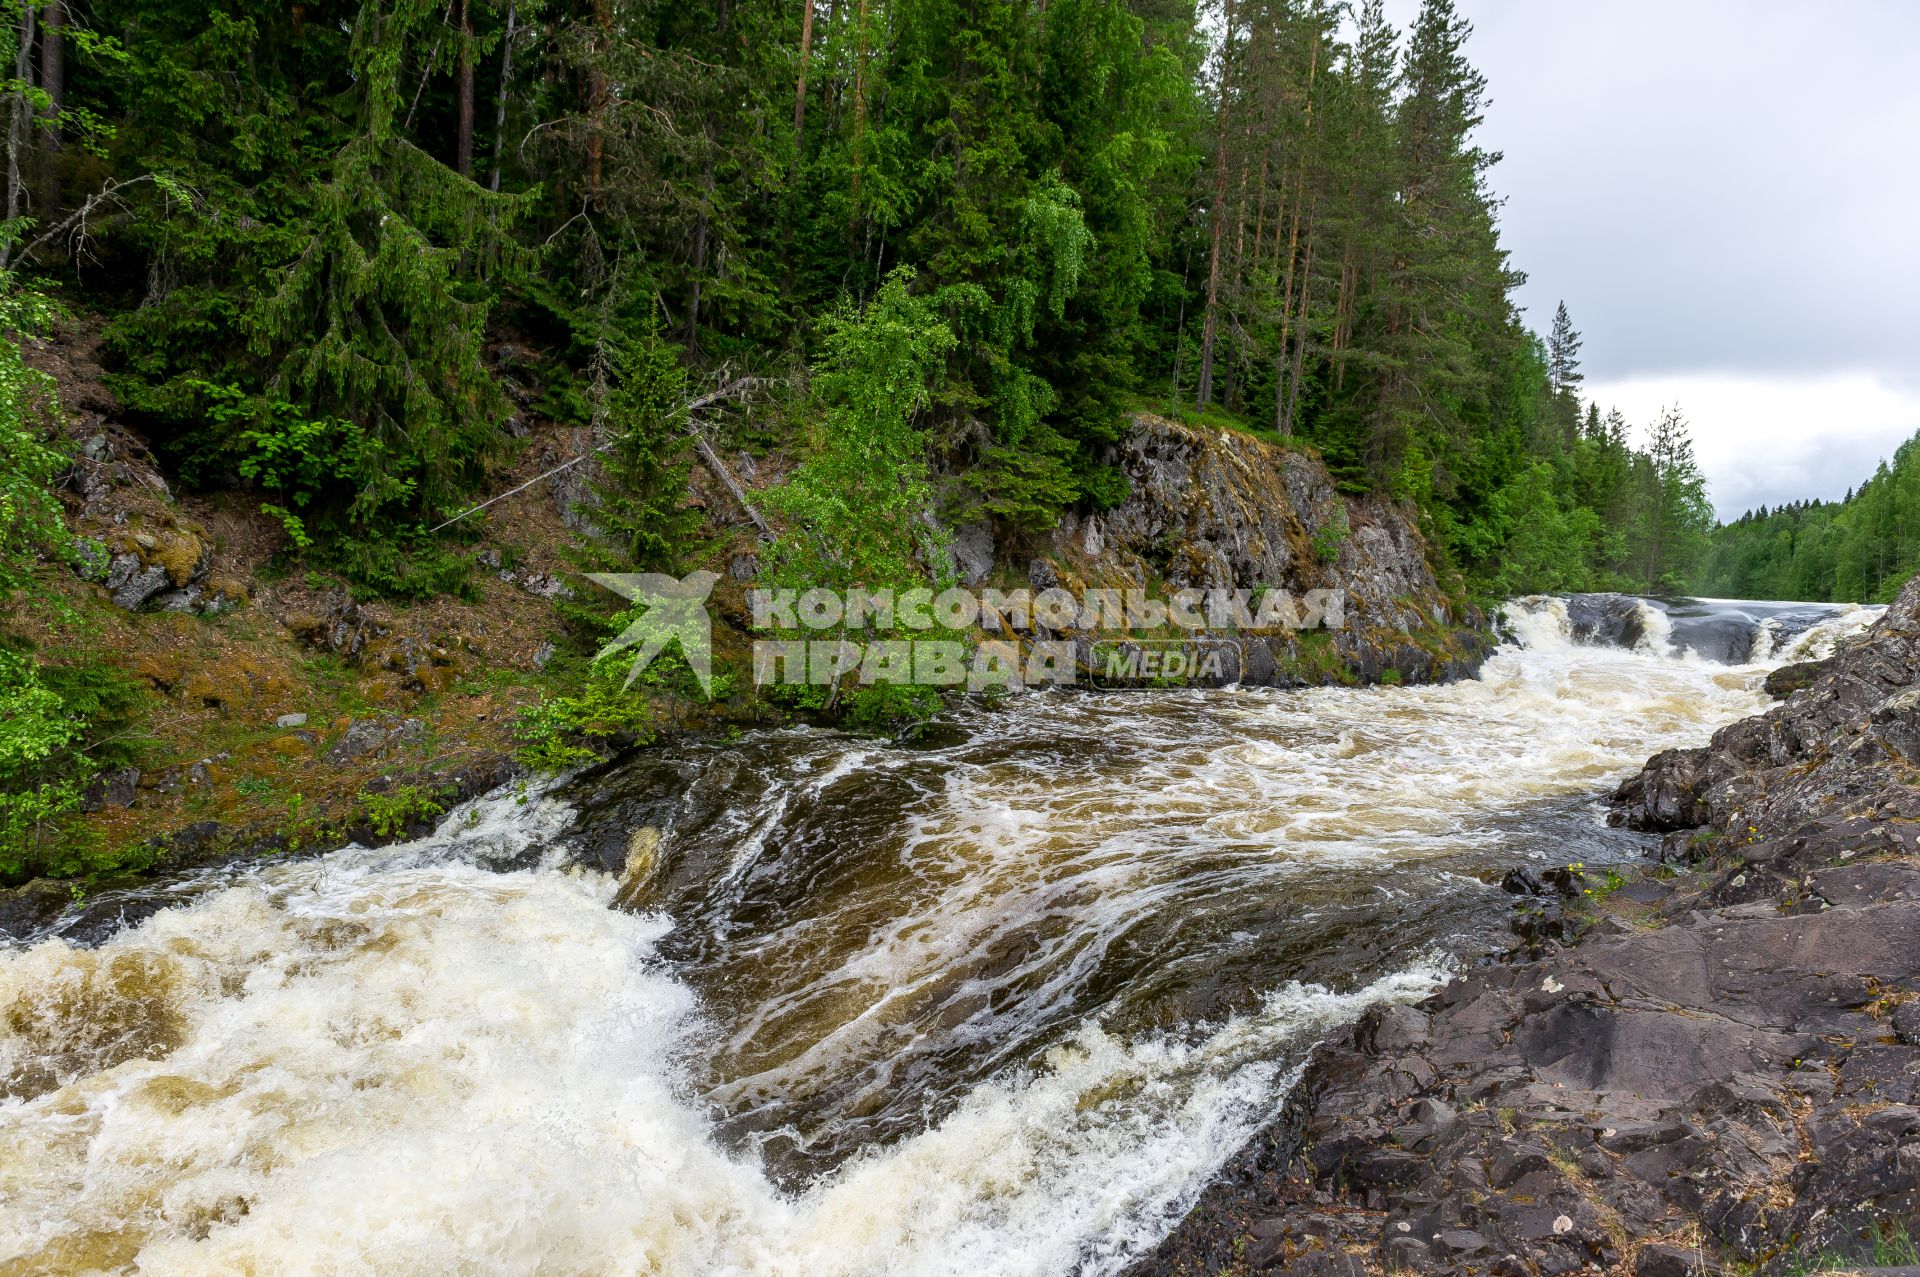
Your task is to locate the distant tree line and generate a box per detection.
[1694,435,1920,603]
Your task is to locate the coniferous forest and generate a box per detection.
[0,0,1726,603]
[1693,437,1920,604]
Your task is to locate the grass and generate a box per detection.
[1120,392,1309,449]
[1778,1223,1920,1275]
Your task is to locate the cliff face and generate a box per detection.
[959,415,1490,686]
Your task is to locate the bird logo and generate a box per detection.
[587,571,722,697]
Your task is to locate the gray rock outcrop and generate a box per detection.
[1131,576,1920,1276]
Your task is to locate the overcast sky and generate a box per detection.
[1379,0,1920,519]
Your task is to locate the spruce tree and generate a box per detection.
[250,0,529,534]
[1547,300,1583,395]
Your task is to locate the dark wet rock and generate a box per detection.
[1614,579,1920,837]
[1538,864,1586,897]
[0,878,77,939]
[1130,575,1920,1277]
[1563,592,1648,650]
[1500,866,1543,895]
[1637,1242,1717,1277]
[1764,657,1829,699]
[1508,898,1579,948]
[1668,611,1757,664]
[78,766,140,812]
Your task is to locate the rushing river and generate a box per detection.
[0,597,1880,1276]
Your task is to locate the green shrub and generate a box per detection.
[1311,505,1351,564]
[358,784,449,838]
[0,275,71,597]
[513,671,658,772]
[0,648,151,881]
[158,380,474,599]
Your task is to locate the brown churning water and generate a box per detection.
[0,598,1877,1275]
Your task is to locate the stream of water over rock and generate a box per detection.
[0,597,1880,1276]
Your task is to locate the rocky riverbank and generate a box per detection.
[1130,578,1920,1276]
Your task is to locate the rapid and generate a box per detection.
[0,596,1880,1276]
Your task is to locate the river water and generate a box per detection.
[0,597,1879,1276]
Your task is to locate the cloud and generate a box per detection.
[1402,0,1920,383]
[1584,372,1920,521]
[1363,1,1920,518]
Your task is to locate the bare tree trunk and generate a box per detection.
[1194,0,1235,408]
[1273,36,1318,432]
[1330,241,1356,388]
[586,0,612,200]
[1249,146,1271,270]
[404,0,457,133]
[2,3,37,267]
[455,0,475,176]
[848,0,870,235]
[36,0,60,218]
[688,131,715,349]
[488,4,519,192]
[793,0,814,155]
[1280,203,1318,435]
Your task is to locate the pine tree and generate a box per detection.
[1547,300,1583,395]
[1641,404,1713,592]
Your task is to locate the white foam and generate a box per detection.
[0,594,1865,1275]
[0,809,1443,1275]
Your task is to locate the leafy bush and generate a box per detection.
[358,784,448,838]
[161,380,472,598]
[513,671,658,772]
[0,647,151,881]
[1311,505,1351,564]
[0,275,70,596]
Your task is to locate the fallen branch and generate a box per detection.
[9,172,165,270]
[429,375,771,533]
[689,427,771,536]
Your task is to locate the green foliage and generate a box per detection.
[0,645,151,881]
[1311,506,1351,564]
[841,682,946,734]
[0,274,68,596]
[151,380,472,597]
[35,0,1738,611]
[761,268,956,593]
[1695,428,1920,604]
[358,783,447,838]
[247,4,529,520]
[574,316,705,574]
[86,1,523,598]
[512,670,658,772]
